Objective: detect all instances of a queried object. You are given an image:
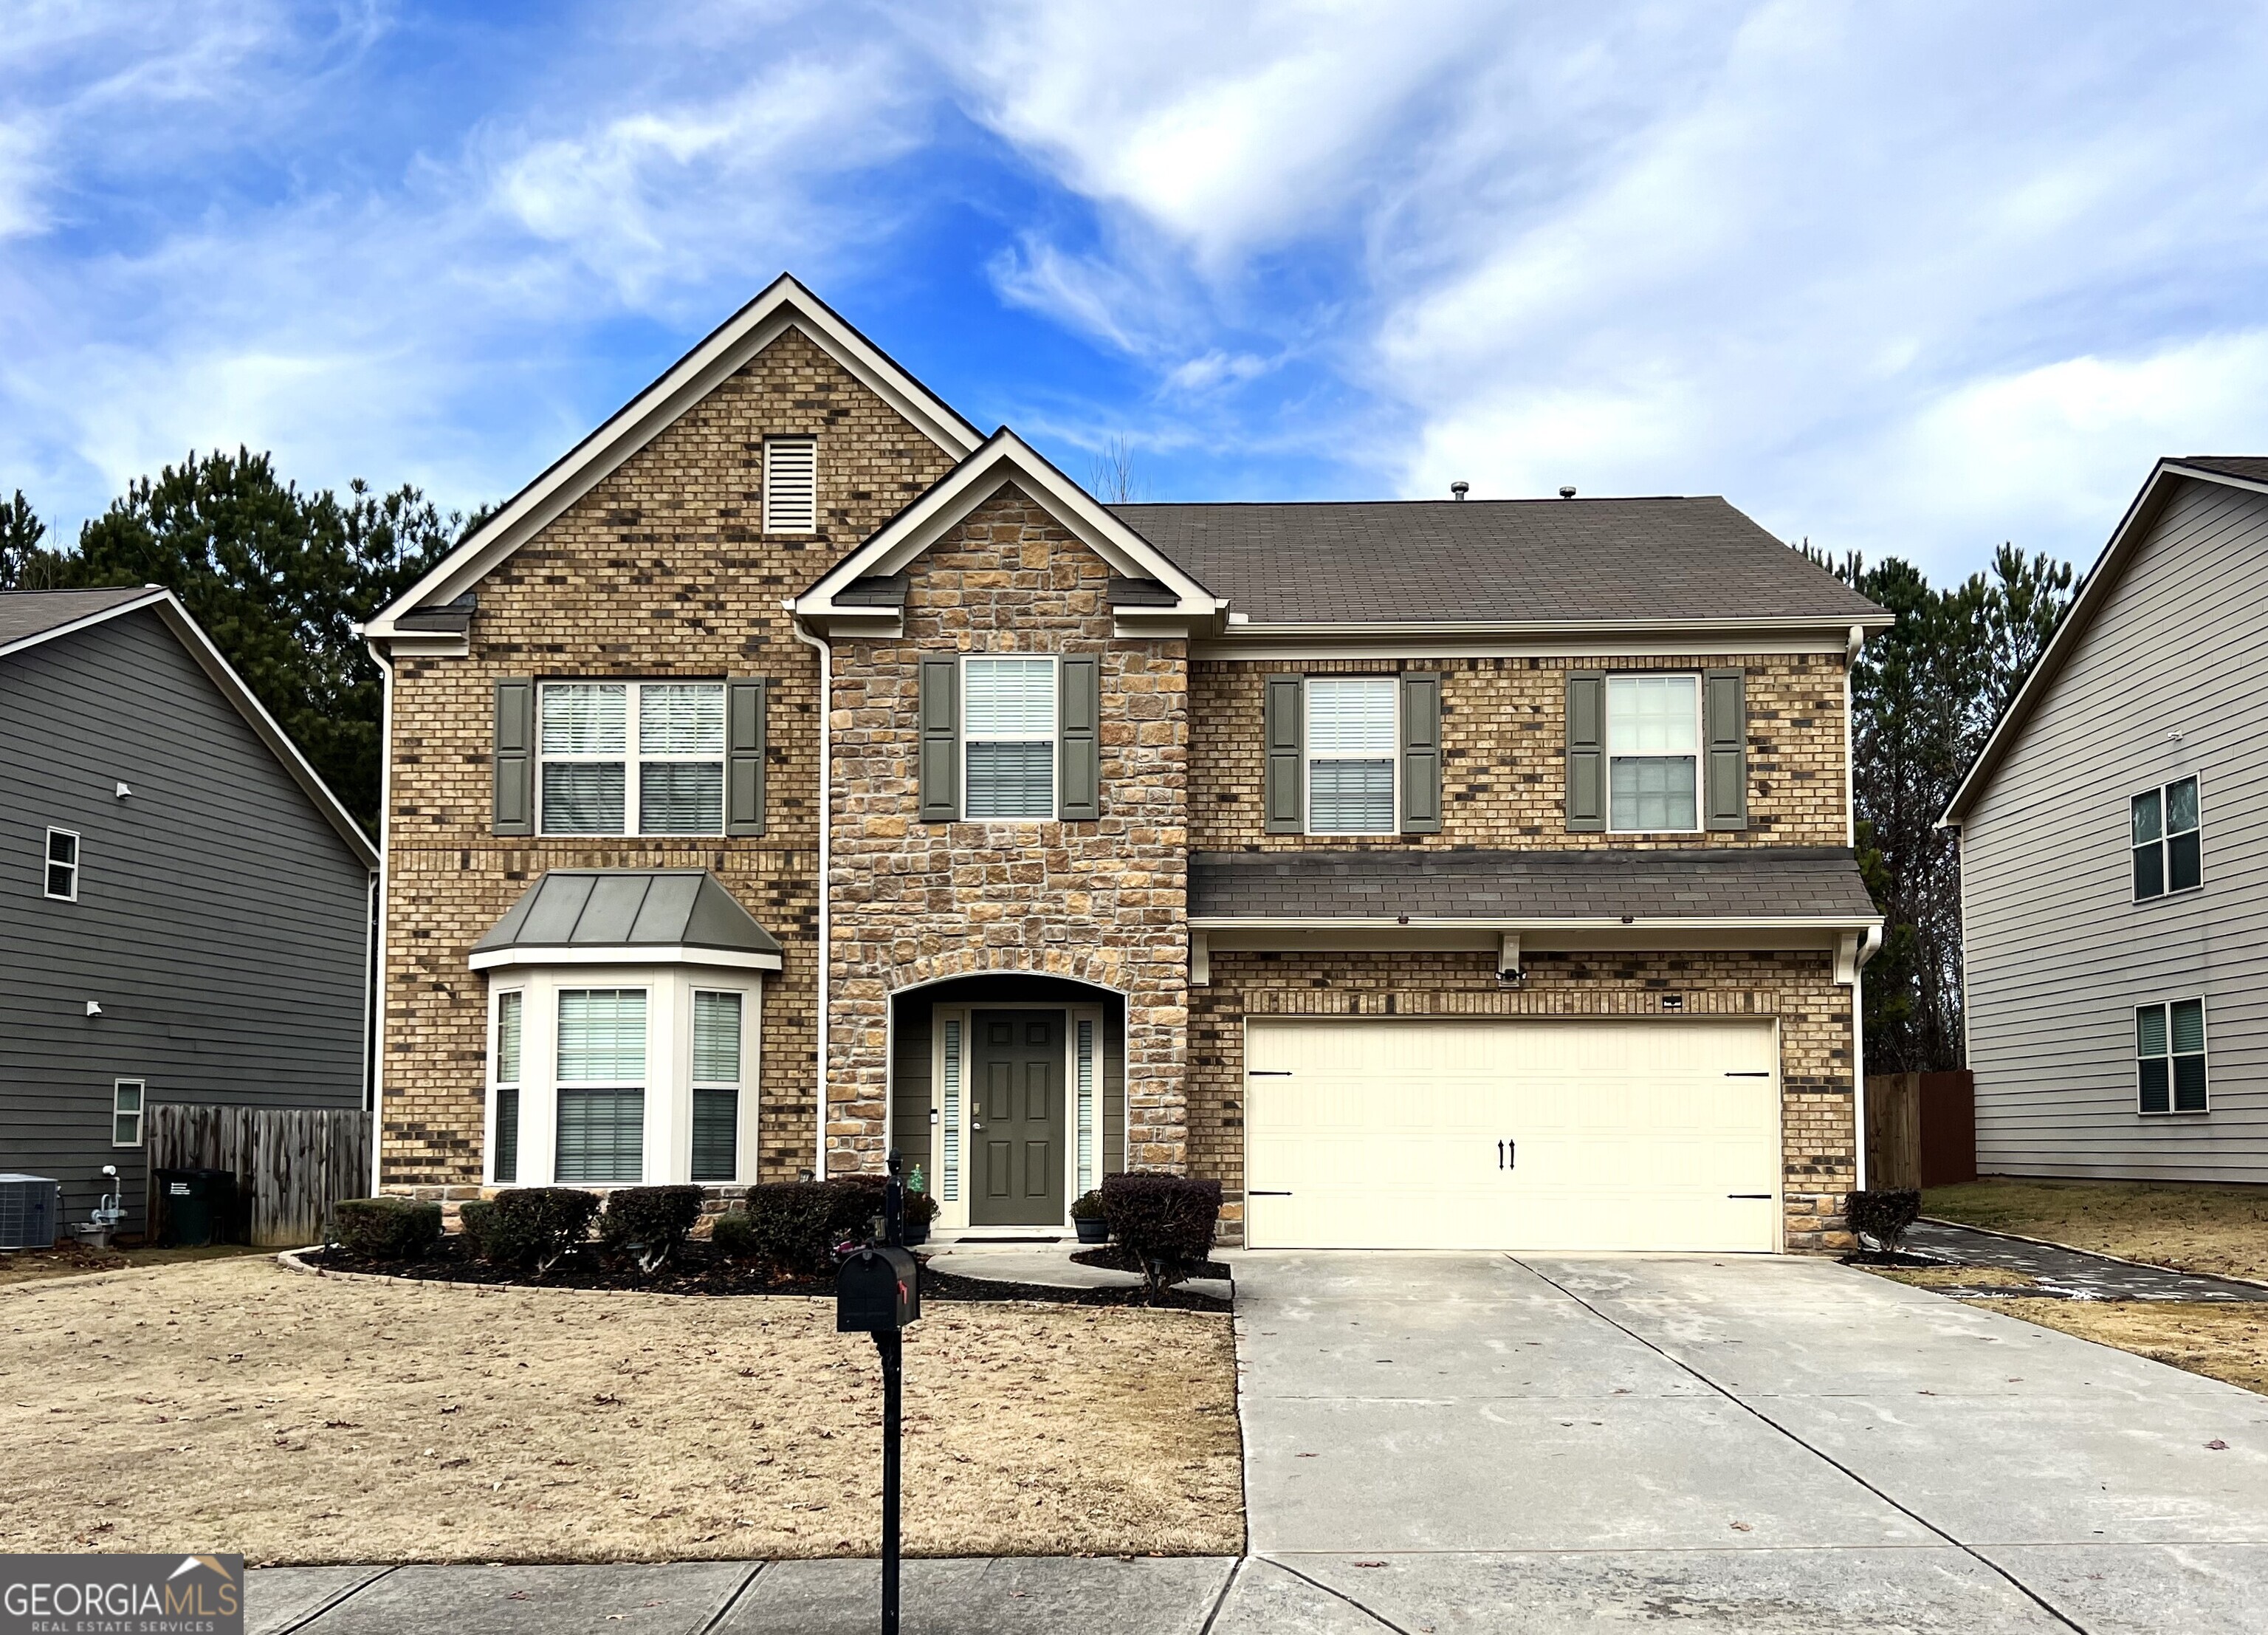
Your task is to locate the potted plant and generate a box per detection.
[1071,1189,1109,1244]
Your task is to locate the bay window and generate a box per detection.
[554,989,647,1185]
[691,990,742,1182]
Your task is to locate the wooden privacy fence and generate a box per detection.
[146,1105,371,1247]
[1863,1071,1976,1193]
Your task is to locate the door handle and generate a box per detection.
[972,1123,985,1132]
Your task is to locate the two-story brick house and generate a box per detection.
[363,275,1888,1252]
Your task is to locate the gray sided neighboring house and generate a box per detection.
[1946,459,2268,1182]
[1,589,377,1236]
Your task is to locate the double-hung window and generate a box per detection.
[1606,675,1700,832]
[2131,777,2201,900]
[112,1080,143,1148]
[492,991,523,1183]
[555,988,646,1184]
[2137,998,2207,1114]
[690,990,742,1182]
[963,657,1056,819]
[539,682,726,836]
[1305,677,1397,834]
[44,829,78,900]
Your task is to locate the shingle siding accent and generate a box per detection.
[825,485,1189,1176]
[1190,653,1848,851]
[1191,846,1874,922]
[379,326,957,1190]
[1187,947,1858,1252]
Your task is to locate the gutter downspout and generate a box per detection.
[364,633,395,1198]
[790,613,832,1182]
[1844,623,1870,1195]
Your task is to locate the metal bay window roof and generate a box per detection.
[470,869,783,971]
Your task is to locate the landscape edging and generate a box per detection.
[1920,1214,2268,1295]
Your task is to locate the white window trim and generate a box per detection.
[484,967,761,1187]
[1606,672,1704,835]
[1303,676,1400,837]
[2131,775,2202,903]
[2136,995,2210,1117]
[925,1002,1103,1233]
[111,1078,144,1149]
[961,654,1059,823]
[44,826,79,902]
[535,680,729,839]
[486,988,524,1185]
[763,436,819,534]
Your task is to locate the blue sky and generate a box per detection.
[7,1,2268,584]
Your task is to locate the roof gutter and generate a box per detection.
[1188,914,1885,933]
[1215,612,1896,639]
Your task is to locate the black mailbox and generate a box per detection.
[836,1244,921,1333]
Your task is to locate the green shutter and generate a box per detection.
[918,657,959,822]
[726,677,766,836]
[1059,654,1101,820]
[1264,674,1304,834]
[1564,671,1605,832]
[1703,668,1748,831]
[1400,671,1443,834]
[493,677,535,837]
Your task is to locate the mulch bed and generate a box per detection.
[1071,1245,1234,1280]
[302,1238,1230,1310]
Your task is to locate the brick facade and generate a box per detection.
[379,328,955,1190]
[1191,652,1849,851]
[1189,948,1856,1251]
[824,485,1189,1176]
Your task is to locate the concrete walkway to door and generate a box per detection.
[1223,1252,2268,1634]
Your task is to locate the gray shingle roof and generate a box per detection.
[1110,498,1883,627]
[1190,847,1877,922]
[2176,456,2268,484]
[474,869,783,958]
[0,588,159,648]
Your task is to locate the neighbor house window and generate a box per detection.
[763,436,817,532]
[2131,777,2201,900]
[690,990,742,1182]
[538,682,726,836]
[2137,998,2207,1114]
[554,988,646,1183]
[963,657,1056,819]
[44,829,78,900]
[492,990,523,1183]
[1305,676,1397,834]
[1607,674,1700,832]
[112,1080,143,1148]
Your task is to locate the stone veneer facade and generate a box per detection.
[376,319,1864,1253]
[822,485,1191,1176]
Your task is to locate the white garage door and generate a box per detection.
[1243,1018,1781,1252]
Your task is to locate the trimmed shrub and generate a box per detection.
[475,1187,602,1277]
[457,1199,497,1258]
[1100,1172,1221,1298]
[716,1177,888,1275]
[599,1185,706,1274]
[331,1196,441,1262]
[1844,1189,1922,1257]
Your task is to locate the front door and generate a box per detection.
[970,1010,1065,1227]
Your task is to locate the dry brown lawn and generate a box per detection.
[0,1242,268,1289]
[1925,1177,2268,1283]
[1971,1298,2268,1396]
[1861,1264,2039,1290]
[0,1257,1241,1564]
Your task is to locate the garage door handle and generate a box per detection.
[1499,1139,1515,1170]
[1725,1072,1770,1077]
[1248,1190,1293,1196]
[1248,1070,1293,1077]
[1727,1193,1770,1199]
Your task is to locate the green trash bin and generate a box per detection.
[155,1168,240,1247]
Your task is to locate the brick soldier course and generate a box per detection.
[365,274,1886,1251]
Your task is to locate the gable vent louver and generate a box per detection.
[763,437,818,534]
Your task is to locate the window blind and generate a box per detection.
[557,990,646,1082]
[693,991,741,1083]
[557,1088,644,1184]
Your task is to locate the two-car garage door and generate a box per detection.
[1243,1018,1781,1252]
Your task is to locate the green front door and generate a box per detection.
[971,1010,1065,1227]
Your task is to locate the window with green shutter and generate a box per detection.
[2136,998,2207,1115]
[690,990,742,1182]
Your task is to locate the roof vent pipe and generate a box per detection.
[1450,481,1468,501]
[1559,485,1577,499]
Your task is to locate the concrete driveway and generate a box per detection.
[1220,1252,2268,1634]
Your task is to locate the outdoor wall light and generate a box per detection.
[115,781,133,798]
[86,1000,103,1016]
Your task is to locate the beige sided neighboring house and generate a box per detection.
[362,274,1890,1252]
[1945,456,2268,1183]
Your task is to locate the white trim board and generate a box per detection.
[367,275,983,637]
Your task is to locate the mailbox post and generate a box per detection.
[837,1153,921,1635]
